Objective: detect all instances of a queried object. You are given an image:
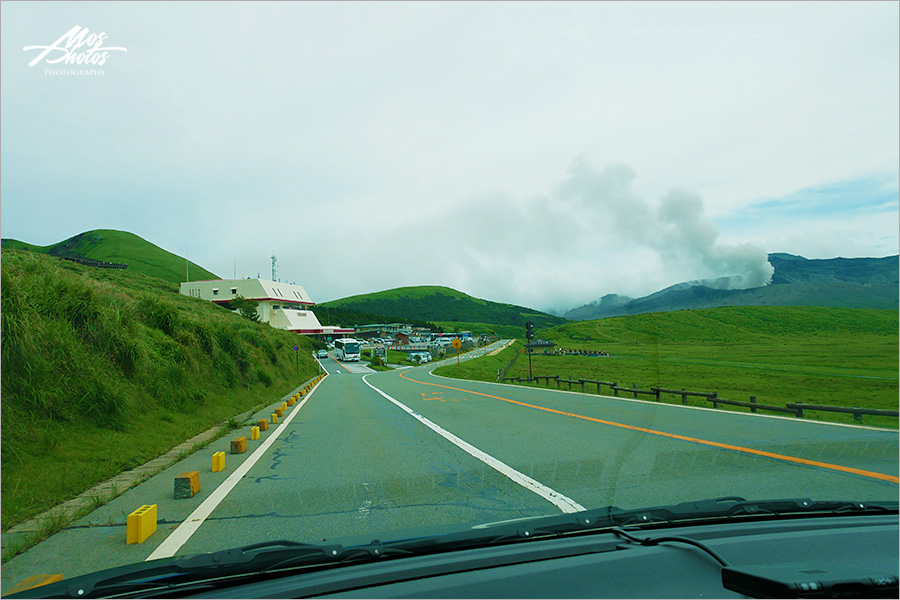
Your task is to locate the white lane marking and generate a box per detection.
[146,377,325,560]
[361,375,586,514]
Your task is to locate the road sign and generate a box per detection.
[451,338,462,350]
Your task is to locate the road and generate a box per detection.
[2,342,898,590]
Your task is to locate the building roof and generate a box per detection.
[268,308,353,335]
[182,278,314,305]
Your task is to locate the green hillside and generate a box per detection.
[319,286,566,329]
[1,229,218,285]
[1,249,318,535]
[436,306,898,427]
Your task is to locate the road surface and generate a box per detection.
[2,342,897,590]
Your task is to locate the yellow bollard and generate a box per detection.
[212,451,225,472]
[282,402,287,411]
[271,412,278,424]
[231,436,247,454]
[250,426,260,440]
[274,407,284,418]
[257,419,268,431]
[126,504,157,544]
[174,471,200,499]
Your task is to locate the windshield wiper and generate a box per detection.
[596,497,898,528]
[9,540,349,599]
[436,497,898,544]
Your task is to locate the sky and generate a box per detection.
[1,1,898,314]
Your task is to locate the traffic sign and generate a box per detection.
[451,338,462,350]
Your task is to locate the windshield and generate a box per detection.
[1,1,897,596]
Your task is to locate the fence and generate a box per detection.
[500,374,898,423]
[61,256,127,269]
[497,350,520,382]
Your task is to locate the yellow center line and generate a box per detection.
[398,371,900,484]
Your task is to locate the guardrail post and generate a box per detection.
[613,382,618,397]
[597,381,602,394]
[853,408,862,423]
[681,389,687,404]
[580,379,585,392]
[711,392,719,409]
[654,388,660,401]
[555,376,560,389]
[632,383,638,399]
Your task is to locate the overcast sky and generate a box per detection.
[2,1,897,313]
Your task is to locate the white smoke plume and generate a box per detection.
[556,157,774,289]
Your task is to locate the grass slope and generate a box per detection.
[320,285,566,329]
[435,306,898,428]
[2,229,218,285]
[1,249,319,530]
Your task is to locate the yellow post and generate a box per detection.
[271,412,278,424]
[257,419,268,431]
[126,504,157,544]
[174,471,200,499]
[212,451,225,472]
[230,436,247,454]
[250,426,260,440]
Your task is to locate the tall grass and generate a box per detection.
[1,250,320,527]
[434,307,899,428]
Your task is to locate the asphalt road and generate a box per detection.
[2,343,897,590]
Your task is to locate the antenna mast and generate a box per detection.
[271,251,278,282]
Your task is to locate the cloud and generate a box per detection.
[342,157,775,311]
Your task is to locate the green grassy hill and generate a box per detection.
[436,306,898,427]
[1,229,218,285]
[319,286,566,329]
[1,249,318,534]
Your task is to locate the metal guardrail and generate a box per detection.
[499,374,895,423]
[786,403,899,422]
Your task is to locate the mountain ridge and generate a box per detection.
[319,285,566,329]
[564,253,899,320]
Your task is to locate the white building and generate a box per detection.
[180,278,352,337]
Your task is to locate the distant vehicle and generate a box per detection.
[316,349,329,359]
[408,351,431,364]
[326,342,334,349]
[334,338,361,362]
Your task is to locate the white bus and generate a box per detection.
[333,338,361,362]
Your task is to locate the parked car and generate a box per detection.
[407,351,432,364]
